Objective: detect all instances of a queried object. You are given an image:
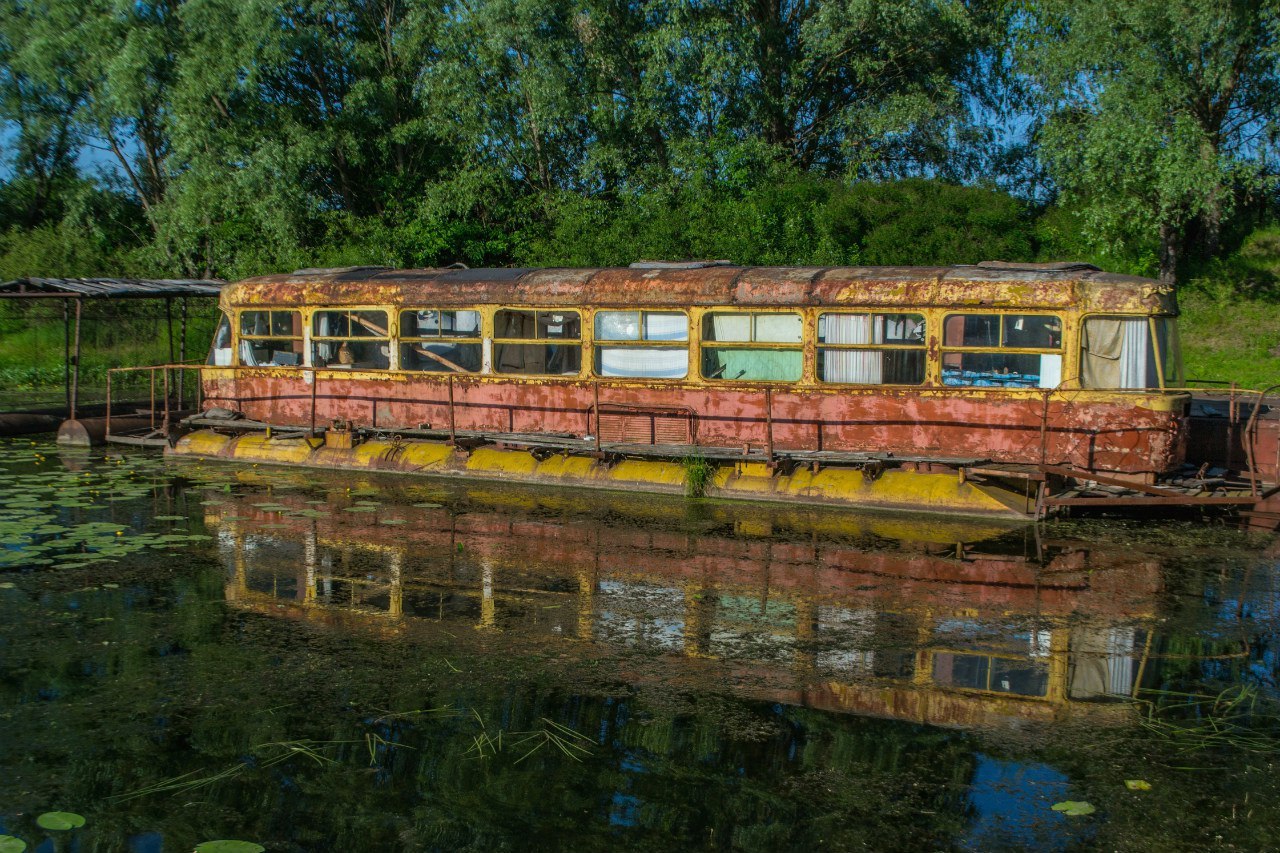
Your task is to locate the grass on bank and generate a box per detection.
[1179,292,1280,390]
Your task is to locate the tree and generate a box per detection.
[1017,0,1280,284]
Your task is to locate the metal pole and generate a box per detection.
[63,299,70,415]
[448,375,456,444]
[165,297,174,364]
[178,297,187,408]
[1039,390,1051,465]
[593,381,601,453]
[764,387,774,463]
[105,370,112,440]
[149,370,156,430]
[309,370,318,436]
[162,368,170,436]
[70,299,82,421]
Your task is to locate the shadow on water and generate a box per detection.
[0,439,1278,851]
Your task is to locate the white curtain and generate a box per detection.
[1083,318,1151,389]
[753,314,802,343]
[1106,628,1137,695]
[1120,319,1149,389]
[712,314,752,342]
[644,312,688,341]
[823,314,883,384]
[1038,354,1062,389]
[314,312,335,363]
[597,347,689,378]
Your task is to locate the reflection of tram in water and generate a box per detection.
[207,486,1184,729]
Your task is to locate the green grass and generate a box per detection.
[0,311,217,408]
[1179,292,1280,390]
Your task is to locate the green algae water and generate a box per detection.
[1,437,1279,852]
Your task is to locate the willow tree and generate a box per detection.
[1018,0,1280,284]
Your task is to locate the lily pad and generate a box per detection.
[36,811,86,830]
[344,506,377,513]
[153,515,189,521]
[1050,801,1095,816]
[193,843,266,853]
[0,834,27,853]
[379,519,407,525]
[1124,779,1151,791]
[412,502,442,508]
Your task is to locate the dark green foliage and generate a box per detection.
[0,0,1276,322]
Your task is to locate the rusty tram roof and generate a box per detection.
[0,277,227,299]
[224,261,1177,314]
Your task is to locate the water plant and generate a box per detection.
[1132,685,1280,753]
[682,453,715,498]
[194,842,265,853]
[35,812,84,830]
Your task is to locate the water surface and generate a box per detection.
[1,438,1278,851]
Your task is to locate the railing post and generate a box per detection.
[162,367,170,436]
[764,387,774,464]
[149,369,156,430]
[448,374,457,444]
[105,369,112,440]
[593,381,601,453]
[1039,389,1051,465]
[309,369,318,437]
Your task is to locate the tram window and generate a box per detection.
[208,312,233,366]
[594,310,688,378]
[942,313,1063,389]
[237,310,303,367]
[1080,316,1162,390]
[931,653,1049,697]
[312,309,390,370]
[700,312,802,382]
[493,309,582,376]
[399,309,482,373]
[817,313,925,385]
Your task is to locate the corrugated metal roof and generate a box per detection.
[0,277,227,298]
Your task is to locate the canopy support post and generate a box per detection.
[70,299,82,421]
[177,296,188,408]
[63,299,70,415]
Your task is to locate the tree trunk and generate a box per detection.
[1158,222,1180,286]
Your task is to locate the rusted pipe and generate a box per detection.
[593,381,601,453]
[309,369,318,436]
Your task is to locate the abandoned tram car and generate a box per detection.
[170,261,1277,519]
